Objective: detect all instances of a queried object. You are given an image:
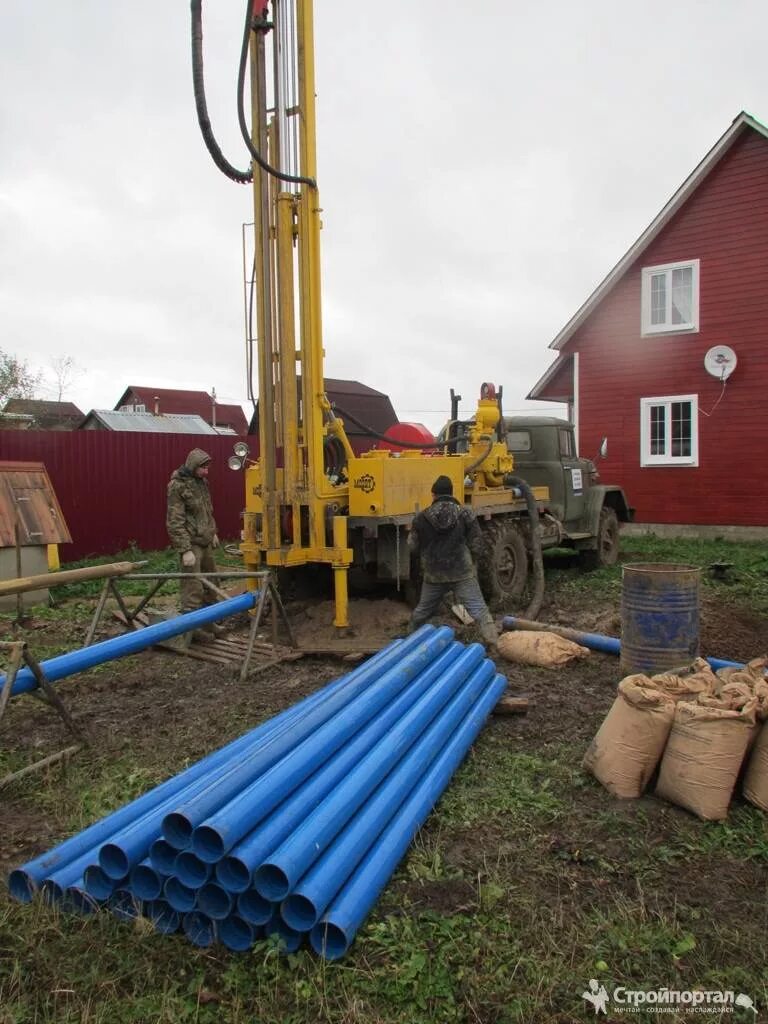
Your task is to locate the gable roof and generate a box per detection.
[3,399,84,418]
[0,461,72,547]
[547,111,768,353]
[247,378,398,441]
[114,386,248,434]
[81,410,223,434]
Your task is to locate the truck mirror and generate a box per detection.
[599,437,608,459]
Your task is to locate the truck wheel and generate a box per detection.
[478,520,529,609]
[580,508,620,570]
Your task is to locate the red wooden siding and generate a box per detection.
[568,128,768,525]
[0,432,249,561]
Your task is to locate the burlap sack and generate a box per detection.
[583,676,675,799]
[655,700,757,820]
[742,721,768,811]
[496,631,589,668]
[652,658,717,702]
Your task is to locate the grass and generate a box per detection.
[2,535,768,1022]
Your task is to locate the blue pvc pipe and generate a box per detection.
[197,881,234,921]
[264,911,303,954]
[220,915,259,952]
[237,888,273,926]
[145,899,180,935]
[7,592,258,697]
[130,859,166,901]
[9,633,401,901]
[281,658,496,931]
[83,864,120,901]
[149,839,179,876]
[38,848,102,905]
[171,627,454,856]
[175,851,212,889]
[215,642,467,894]
[164,876,197,914]
[310,673,507,960]
[255,644,488,903]
[183,910,216,948]
[108,889,143,922]
[502,616,761,673]
[64,885,101,916]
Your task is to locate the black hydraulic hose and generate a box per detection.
[332,406,440,450]
[506,475,545,620]
[236,0,317,189]
[190,0,253,184]
[464,437,494,473]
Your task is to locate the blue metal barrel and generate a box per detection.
[620,563,701,676]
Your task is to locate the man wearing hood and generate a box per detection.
[407,475,498,646]
[166,448,225,636]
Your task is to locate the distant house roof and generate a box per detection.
[248,378,398,445]
[80,410,224,434]
[2,399,84,430]
[0,461,72,547]
[114,386,248,434]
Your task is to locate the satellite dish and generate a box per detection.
[704,345,737,380]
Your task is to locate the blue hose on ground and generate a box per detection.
[501,616,759,672]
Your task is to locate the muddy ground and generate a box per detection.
[1,568,768,1022]
[2,574,767,879]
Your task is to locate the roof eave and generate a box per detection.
[549,111,768,351]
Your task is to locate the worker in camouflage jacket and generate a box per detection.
[166,448,225,635]
[407,475,498,646]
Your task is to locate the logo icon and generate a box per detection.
[353,473,375,494]
[582,979,609,1015]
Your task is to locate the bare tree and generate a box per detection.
[0,349,42,408]
[49,355,82,402]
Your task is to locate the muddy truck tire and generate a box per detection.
[478,518,529,609]
[579,507,620,570]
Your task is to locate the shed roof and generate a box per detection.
[0,461,72,547]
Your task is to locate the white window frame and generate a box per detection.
[641,259,700,336]
[640,394,698,467]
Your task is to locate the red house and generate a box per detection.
[528,111,768,529]
[114,386,249,436]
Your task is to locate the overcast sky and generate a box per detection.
[2,1,766,434]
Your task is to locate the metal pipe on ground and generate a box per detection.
[8,631,419,901]
[5,592,259,697]
[501,616,760,672]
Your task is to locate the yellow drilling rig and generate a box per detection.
[190,0,630,629]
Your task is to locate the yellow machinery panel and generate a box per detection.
[348,453,465,517]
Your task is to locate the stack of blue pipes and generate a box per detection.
[8,624,506,960]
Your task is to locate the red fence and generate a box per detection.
[0,432,250,561]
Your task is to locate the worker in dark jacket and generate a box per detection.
[407,475,498,645]
[166,448,225,636]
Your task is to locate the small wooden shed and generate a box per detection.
[0,461,72,609]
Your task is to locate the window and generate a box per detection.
[558,429,575,457]
[506,430,531,452]
[640,395,698,466]
[641,259,699,335]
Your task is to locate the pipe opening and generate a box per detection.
[197,882,233,920]
[99,844,130,881]
[310,921,348,960]
[183,910,216,947]
[281,894,318,932]
[164,876,197,913]
[161,813,194,851]
[216,856,251,893]
[191,825,225,864]
[237,888,272,926]
[130,864,163,901]
[254,863,291,902]
[83,865,115,901]
[146,899,180,934]
[108,889,142,921]
[149,838,180,875]
[176,851,211,888]
[66,886,100,916]
[264,914,302,954]
[8,870,36,904]
[219,915,255,952]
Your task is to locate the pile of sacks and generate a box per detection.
[583,657,768,820]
